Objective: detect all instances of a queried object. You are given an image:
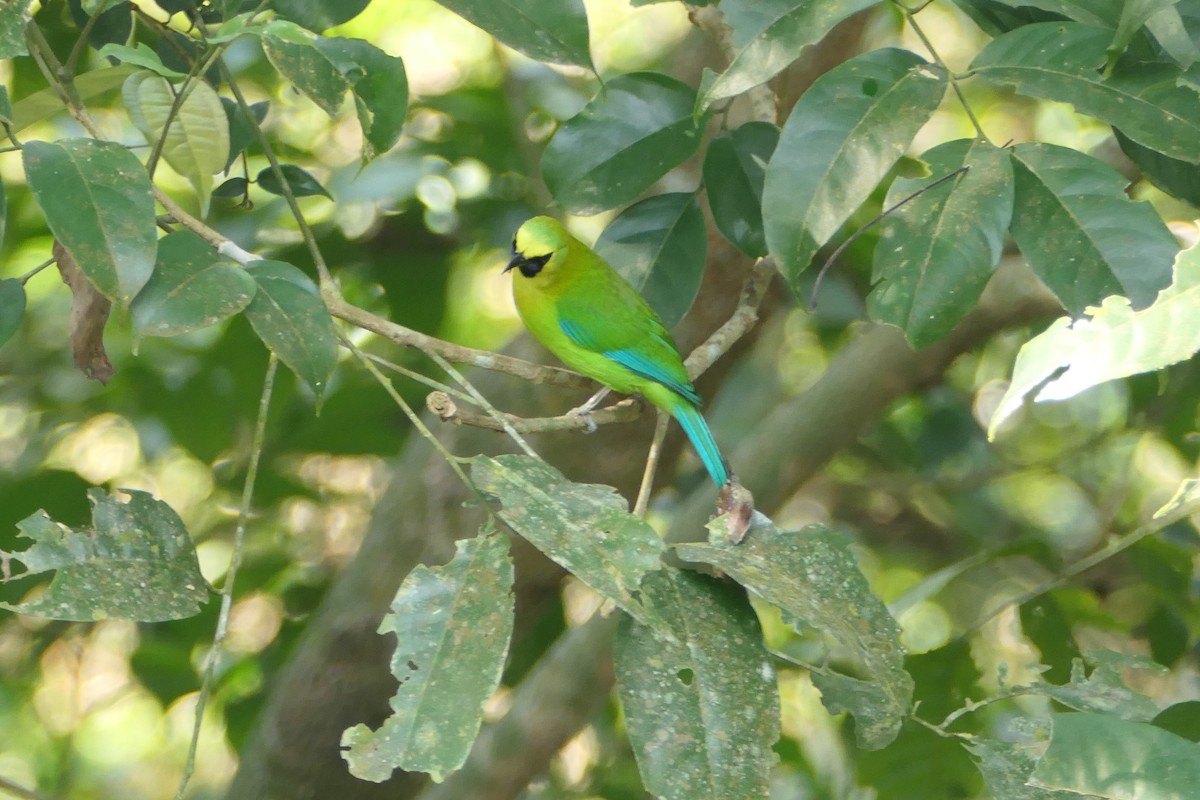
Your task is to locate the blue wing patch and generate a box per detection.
[559,318,699,404]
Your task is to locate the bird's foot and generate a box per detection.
[567,388,611,434]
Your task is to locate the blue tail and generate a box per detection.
[672,402,729,486]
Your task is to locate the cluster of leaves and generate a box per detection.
[4,0,1200,798]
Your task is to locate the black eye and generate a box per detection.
[520,254,551,277]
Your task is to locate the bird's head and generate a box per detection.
[505,216,571,280]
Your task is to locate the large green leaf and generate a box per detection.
[702,121,778,258]
[697,0,881,113]
[972,22,1200,163]
[593,192,706,329]
[11,66,137,133]
[0,0,35,59]
[1115,128,1200,206]
[968,726,1078,800]
[988,236,1197,437]
[261,20,351,115]
[433,0,592,69]
[316,37,408,160]
[677,522,912,749]
[470,455,666,629]
[23,138,157,307]
[269,0,370,31]
[1009,142,1176,314]
[541,72,701,215]
[242,260,337,398]
[978,0,1119,25]
[342,532,514,783]
[762,49,947,289]
[123,71,230,214]
[0,279,25,351]
[868,138,1013,348]
[0,489,209,622]
[1031,712,1200,797]
[615,570,778,800]
[131,231,257,339]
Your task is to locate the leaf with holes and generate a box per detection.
[242,260,337,398]
[0,489,209,621]
[342,531,514,783]
[615,570,778,800]
[131,231,257,339]
[23,138,157,307]
[593,193,706,329]
[316,37,408,161]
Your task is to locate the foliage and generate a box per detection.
[1,0,1200,799]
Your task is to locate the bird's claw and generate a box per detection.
[567,406,598,434]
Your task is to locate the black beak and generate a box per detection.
[504,253,524,273]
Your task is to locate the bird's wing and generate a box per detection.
[556,285,700,405]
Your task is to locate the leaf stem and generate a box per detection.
[426,350,539,458]
[63,0,112,79]
[895,0,988,141]
[19,257,56,285]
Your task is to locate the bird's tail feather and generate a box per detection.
[672,402,729,486]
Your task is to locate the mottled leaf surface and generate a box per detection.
[317,37,408,160]
[243,260,337,398]
[615,570,778,800]
[0,489,208,621]
[1029,650,1162,722]
[262,20,350,115]
[342,532,514,783]
[471,455,665,628]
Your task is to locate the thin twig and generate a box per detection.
[176,355,278,799]
[427,351,539,458]
[19,257,56,285]
[63,0,111,78]
[633,413,670,517]
[426,391,642,433]
[896,0,988,140]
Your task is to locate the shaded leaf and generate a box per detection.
[256,164,332,199]
[98,42,187,78]
[1115,128,1200,206]
[433,0,592,69]
[976,0,1119,25]
[1009,142,1176,314]
[269,0,370,31]
[698,0,881,113]
[1031,711,1200,797]
[676,522,912,749]
[972,22,1200,163]
[316,37,408,160]
[0,279,25,351]
[0,0,35,59]
[213,177,249,198]
[0,488,209,622]
[968,724,1077,800]
[342,531,514,783]
[868,138,1013,348]
[222,97,269,170]
[470,454,666,629]
[242,260,337,398]
[762,49,947,288]
[131,230,257,339]
[53,241,113,383]
[703,121,778,257]
[24,138,157,307]
[988,235,1195,436]
[542,72,701,215]
[68,0,132,51]
[1145,5,1199,69]
[615,570,778,800]
[1154,701,1200,743]
[124,71,230,215]
[261,19,351,115]
[593,192,706,329]
[11,66,137,133]
[1109,0,1179,64]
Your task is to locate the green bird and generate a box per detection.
[505,216,730,487]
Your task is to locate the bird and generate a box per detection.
[504,215,730,487]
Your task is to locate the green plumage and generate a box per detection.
[505,216,729,486]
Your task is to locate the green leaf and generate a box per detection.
[316,37,408,160]
[762,49,947,289]
[988,231,1196,437]
[213,177,249,198]
[130,230,257,339]
[98,42,187,78]
[1030,650,1163,722]
[697,0,881,113]
[702,121,778,257]
[968,725,1077,800]
[123,71,230,215]
[972,22,1200,163]
[676,523,913,749]
[1154,701,1200,743]
[341,531,514,783]
[1009,142,1176,314]
[0,0,34,59]
[1145,6,1199,69]
[593,192,706,329]
[222,97,269,171]
[269,0,370,31]
[261,20,351,116]
[0,489,209,622]
[433,0,592,69]
[541,72,701,215]
[867,139,1014,348]
[615,570,778,800]
[256,164,332,199]
[1031,711,1200,797]
[470,454,666,629]
[67,0,132,50]
[1109,0,1179,63]
[0,279,25,350]
[242,260,337,398]
[978,0,1119,25]
[23,138,157,307]
[1115,128,1200,206]
[11,66,137,134]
